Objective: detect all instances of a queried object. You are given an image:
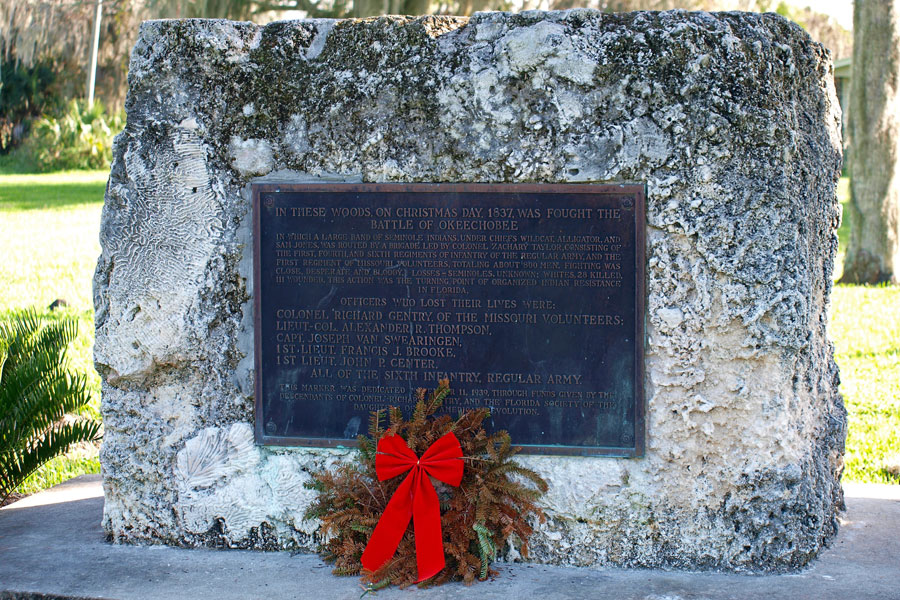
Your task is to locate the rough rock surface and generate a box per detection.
[94,10,845,570]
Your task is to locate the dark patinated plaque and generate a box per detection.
[253,183,645,456]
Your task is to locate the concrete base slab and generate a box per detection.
[1,476,898,600]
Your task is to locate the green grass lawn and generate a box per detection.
[830,178,899,483]
[0,171,106,495]
[831,284,900,483]
[0,173,896,497]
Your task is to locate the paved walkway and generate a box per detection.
[1,475,898,600]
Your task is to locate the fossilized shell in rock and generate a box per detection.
[95,123,225,383]
[214,480,271,540]
[175,423,259,490]
[268,455,309,504]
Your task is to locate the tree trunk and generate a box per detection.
[840,0,900,285]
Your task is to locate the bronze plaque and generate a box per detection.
[252,183,645,456]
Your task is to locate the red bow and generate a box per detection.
[361,431,464,582]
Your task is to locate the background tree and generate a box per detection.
[840,0,900,284]
[251,0,498,18]
[147,0,256,18]
[0,0,853,157]
[1,0,141,108]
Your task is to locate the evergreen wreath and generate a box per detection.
[305,380,548,589]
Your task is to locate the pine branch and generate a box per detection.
[305,383,548,590]
[367,409,384,440]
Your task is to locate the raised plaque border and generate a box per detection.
[252,182,646,457]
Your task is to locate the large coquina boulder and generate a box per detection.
[95,10,845,570]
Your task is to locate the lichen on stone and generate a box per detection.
[95,10,844,570]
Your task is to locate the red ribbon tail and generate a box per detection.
[362,431,464,582]
[413,468,445,582]
[361,470,415,574]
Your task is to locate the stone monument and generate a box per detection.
[94,10,846,570]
